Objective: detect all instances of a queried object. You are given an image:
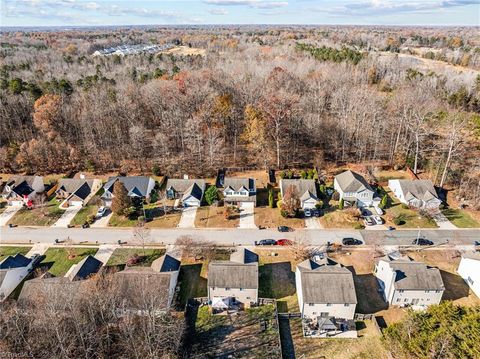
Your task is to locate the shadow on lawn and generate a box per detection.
[353,272,388,314]
[259,262,296,309]
[177,263,207,308]
[440,270,470,301]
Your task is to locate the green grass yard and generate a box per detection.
[41,247,98,277]
[442,208,480,228]
[8,197,64,226]
[106,248,165,267]
[70,203,99,226]
[385,203,438,228]
[0,246,32,261]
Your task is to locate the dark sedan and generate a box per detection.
[277,226,293,232]
[255,239,277,246]
[342,238,362,246]
[412,238,433,246]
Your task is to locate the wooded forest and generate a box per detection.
[1,26,479,207]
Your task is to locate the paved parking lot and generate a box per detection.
[177,206,197,228]
[51,205,82,228]
[238,202,256,229]
[0,205,22,226]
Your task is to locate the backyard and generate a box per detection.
[8,197,64,226]
[41,247,98,277]
[0,246,32,261]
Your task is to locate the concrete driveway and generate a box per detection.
[0,205,22,226]
[51,205,82,228]
[91,209,113,228]
[26,243,50,257]
[94,244,118,265]
[239,202,256,229]
[305,217,323,229]
[177,206,197,228]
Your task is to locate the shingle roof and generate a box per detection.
[166,179,206,195]
[280,179,318,200]
[380,255,444,291]
[5,175,38,188]
[394,180,439,202]
[223,178,256,192]
[104,176,153,197]
[230,248,259,265]
[462,252,480,261]
[297,257,357,304]
[67,255,103,281]
[208,262,258,289]
[151,254,181,272]
[182,183,205,202]
[0,254,31,269]
[57,179,94,200]
[334,170,373,193]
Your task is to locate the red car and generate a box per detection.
[276,239,293,246]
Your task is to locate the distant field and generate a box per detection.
[165,45,206,56]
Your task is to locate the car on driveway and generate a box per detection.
[255,239,277,246]
[304,209,312,217]
[412,238,433,246]
[364,217,374,226]
[373,216,383,225]
[342,237,362,245]
[278,226,293,232]
[277,239,293,246]
[373,206,384,215]
[96,206,107,219]
[313,209,322,217]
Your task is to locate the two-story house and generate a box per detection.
[101,176,155,207]
[279,179,319,210]
[333,170,378,208]
[208,248,259,311]
[222,178,256,207]
[296,255,357,338]
[1,175,45,206]
[457,252,480,299]
[165,178,206,207]
[374,254,444,309]
[388,179,441,209]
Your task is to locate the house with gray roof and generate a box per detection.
[0,253,35,302]
[388,179,441,209]
[222,178,256,206]
[101,176,155,207]
[334,170,378,208]
[56,178,102,208]
[65,255,103,281]
[374,254,444,309]
[208,248,259,310]
[1,175,45,206]
[296,255,357,337]
[279,179,319,209]
[114,254,181,311]
[165,178,206,207]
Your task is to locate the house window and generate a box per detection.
[240,288,244,291]
[309,303,314,307]
[404,298,408,302]
[246,297,251,300]
[212,287,215,290]
[344,303,350,307]
[467,277,474,285]
[326,303,332,307]
[435,290,442,293]
[396,298,400,302]
[398,290,404,293]
[312,312,317,315]
[425,290,430,293]
[225,288,230,291]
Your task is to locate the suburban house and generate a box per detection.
[279,179,319,210]
[55,178,102,208]
[208,248,259,311]
[101,176,155,207]
[165,178,206,207]
[457,252,480,298]
[374,254,444,309]
[222,178,257,206]
[0,254,36,302]
[1,175,45,206]
[333,170,378,207]
[18,256,102,308]
[114,254,181,311]
[295,255,357,338]
[388,179,441,209]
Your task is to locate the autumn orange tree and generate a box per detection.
[281,184,300,217]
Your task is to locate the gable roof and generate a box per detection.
[230,248,259,265]
[57,179,94,200]
[379,255,444,291]
[0,253,31,269]
[297,257,357,304]
[151,254,181,272]
[394,180,439,202]
[182,182,205,202]
[104,176,153,197]
[334,170,373,193]
[208,261,258,289]
[166,179,206,195]
[4,175,39,188]
[223,178,256,192]
[67,255,103,281]
[280,179,318,201]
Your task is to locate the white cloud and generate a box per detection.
[208,8,229,15]
[204,0,288,9]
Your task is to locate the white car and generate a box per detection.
[373,206,384,215]
[373,216,383,225]
[96,206,107,219]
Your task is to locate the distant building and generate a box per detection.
[334,170,378,208]
[388,179,441,209]
[93,43,175,57]
[457,252,480,299]
[1,175,45,206]
[165,179,206,207]
[375,254,444,309]
[102,176,155,207]
[208,248,259,310]
[279,179,319,210]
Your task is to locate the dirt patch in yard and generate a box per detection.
[195,206,239,228]
[320,207,362,229]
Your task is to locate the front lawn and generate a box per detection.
[441,208,480,228]
[320,206,362,229]
[195,206,239,228]
[41,247,98,277]
[8,197,64,226]
[144,204,182,228]
[254,207,305,229]
[70,204,99,226]
[108,213,139,227]
[0,246,32,261]
[106,248,165,267]
[384,203,438,228]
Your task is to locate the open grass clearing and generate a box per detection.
[0,246,32,261]
[106,248,165,267]
[255,206,305,229]
[384,203,437,228]
[8,197,64,226]
[41,247,98,277]
[194,206,239,228]
[441,208,480,228]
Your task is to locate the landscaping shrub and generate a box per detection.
[393,214,406,225]
[354,223,365,229]
[87,214,95,224]
[401,204,409,209]
[338,198,344,210]
[205,185,219,205]
[300,170,307,179]
[331,191,340,201]
[379,194,388,209]
[152,164,161,176]
[280,210,288,218]
[126,253,143,266]
[268,189,274,208]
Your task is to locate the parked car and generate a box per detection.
[373,206,384,215]
[277,226,292,232]
[277,239,293,246]
[313,209,322,217]
[373,216,383,225]
[304,208,312,217]
[255,239,277,246]
[364,217,374,226]
[387,226,396,231]
[412,238,433,246]
[96,206,107,219]
[342,237,362,246]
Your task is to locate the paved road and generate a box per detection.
[1,226,479,247]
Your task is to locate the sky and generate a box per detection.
[1,0,479,27]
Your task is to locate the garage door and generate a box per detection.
[10,201,24,207]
